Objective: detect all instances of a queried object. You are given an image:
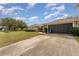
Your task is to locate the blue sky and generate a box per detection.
[0,3,79,26]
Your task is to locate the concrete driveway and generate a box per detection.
[21,34,79,56]
[0,34,79,56]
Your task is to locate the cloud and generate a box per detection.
[44,4,65,20]
[44,11,60,20]
[9,7,24,11]
[56,14,69,19]
[13,17,26,20]
[0,3,8,5]
[44,14,54,20]
[29,16,39,20]
[27,3,36,9]
[0,6,24,15]
[45,3,58,8]
[51,4,65,12]
[28,16,40,25]
[56,5,65,12]
[61,14,69,18]
[0,5,4,10]
[51,7,56,11]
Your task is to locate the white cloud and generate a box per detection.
[2,8,15,15]
[9,7,24,11]
[27,16,40,25]
[51,4,65,12]
[44,4,65,18]
[0,5,4,10]
[0,6,24,15]
[27,3,36,9]
[44,14,54,19]
[13,17,26,20]
[0,3,8,5]
[56,5,65,12]
[51,7,56,10]
[56,14,69,19]
[44,4,65,20]
[45,3,58,8]
[13,13,18,16]
[29,16,39,20]
[61,14,69,18]
[44,11,60,19]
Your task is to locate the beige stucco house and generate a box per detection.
[42,17,79,33]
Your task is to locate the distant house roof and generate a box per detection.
[44,17,79,25]
[0,20,2,24]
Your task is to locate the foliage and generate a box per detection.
[75,4,79,9]
[69,27,79,36]
[0,18,27,31]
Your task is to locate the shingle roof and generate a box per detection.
[0,20,2,24]
[45,17,79,25]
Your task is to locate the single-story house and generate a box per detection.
[0,26,7,31]
[27,24,42,32]
[42,17,79,33]
[0,26,2,30]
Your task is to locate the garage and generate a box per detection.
[43,18,79,33]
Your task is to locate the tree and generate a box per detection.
[1,18,27,31]
[16,20,27,30]
[1,18,16,31]
[75,4,79,9]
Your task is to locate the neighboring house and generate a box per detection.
[0,26,7,31]
[42,17,79,33]
[0,20,7,31]
[0,26,2,30]
[0,20,2,30]
[28,24,42,32]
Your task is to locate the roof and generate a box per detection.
[0,20,1,24]
[29,24,43,28]
[44,17,79,25]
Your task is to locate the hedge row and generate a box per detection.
[69,27,79,36]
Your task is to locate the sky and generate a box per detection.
[0,3,79,26]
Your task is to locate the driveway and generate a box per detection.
[0,35,50,56]
[0,34,79,56]
[21,34,79,56]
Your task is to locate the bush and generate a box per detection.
[69,27,79,36]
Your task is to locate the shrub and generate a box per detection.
[69,27,79,36]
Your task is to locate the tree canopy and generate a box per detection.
[0,18,27,31]
[75,4,79,9]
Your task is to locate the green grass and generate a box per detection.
[0,31,39,47]
[75,36,79,43]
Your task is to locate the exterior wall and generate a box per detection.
[48,23,73,33]
[0,26,7,31]
[42,25,48,33]
[73,21,79,28]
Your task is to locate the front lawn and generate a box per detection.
[75,36,79,43]
[0,31,39,47]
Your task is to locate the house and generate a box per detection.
[0,20,7,31]
[0,26,7,31]
[0,26,2,30]
[42,17,79,33]
[27,24,42,32]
